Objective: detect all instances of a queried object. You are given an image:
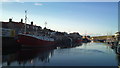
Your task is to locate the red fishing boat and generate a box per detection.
[17,10,55,47]
[17,34,55,47]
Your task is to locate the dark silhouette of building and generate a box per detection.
[2,18,42,35]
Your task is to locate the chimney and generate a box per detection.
[9,18,12,22]
[21,19,23,23]
[31,21,33,25]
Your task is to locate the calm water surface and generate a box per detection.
[2,42,119,66]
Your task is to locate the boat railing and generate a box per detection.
[20,33,54,41]
[33,34,54,41]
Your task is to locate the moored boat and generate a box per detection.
[17,33,55,47]
[16,10,55,47]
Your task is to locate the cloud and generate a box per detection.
[0,0,24,2]
[1,0,9,2]
[34,3,43,6]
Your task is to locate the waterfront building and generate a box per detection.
[2,18,42,35]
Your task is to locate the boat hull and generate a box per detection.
[17,34,55,47]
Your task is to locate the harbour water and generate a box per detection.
[2,42,119,66]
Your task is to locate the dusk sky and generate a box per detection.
[1,2,118,36]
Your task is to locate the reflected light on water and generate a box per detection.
[2,42,119,66]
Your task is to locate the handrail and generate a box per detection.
[20,34,54,41]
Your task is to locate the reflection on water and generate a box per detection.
[2,42,120,66]
[2,47,55,66]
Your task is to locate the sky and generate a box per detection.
[1,2,118,36]
[0,0,120,2]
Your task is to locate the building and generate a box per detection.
[2,18,42,35]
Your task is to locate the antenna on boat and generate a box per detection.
[45,21,47,28]
[24,10,27,33]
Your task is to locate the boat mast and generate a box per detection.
[24,10,27,33]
